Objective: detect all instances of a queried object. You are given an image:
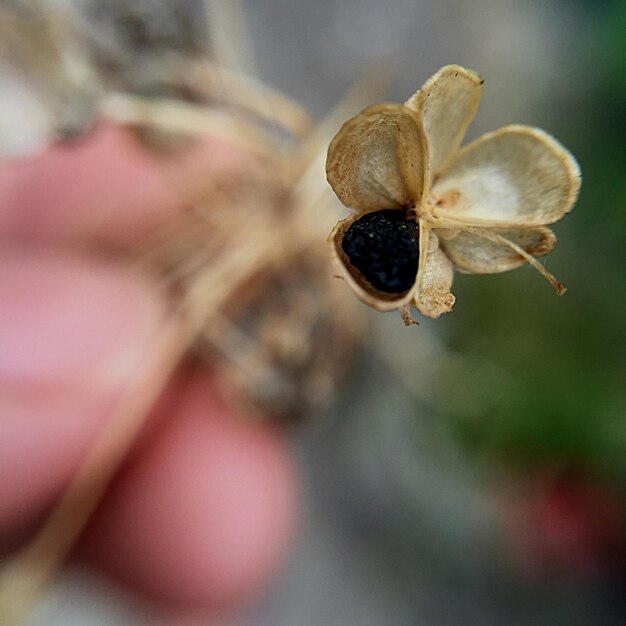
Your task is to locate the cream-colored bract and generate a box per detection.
[413,230,455,318]
[432,125,581,227]
[326,103,428,211]
[438,226,557,275]
[405,64,483,178]
[325,64,581,323]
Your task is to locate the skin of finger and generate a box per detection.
[76,366,297,616]
[0,123,246,248]
[0,250,167,536]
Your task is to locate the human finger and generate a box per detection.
[0,249,167,536]
[0,124,245,248]
[77,366,297,617]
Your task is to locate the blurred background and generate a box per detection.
[2,0,624,624]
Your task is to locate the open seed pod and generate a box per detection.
[326,65,581,324]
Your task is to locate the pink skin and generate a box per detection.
[0,125,297,618]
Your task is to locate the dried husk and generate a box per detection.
[325,65,581,319]
[326,103,428,211]
[437,226,556,274]
[413,229,455,317]
[325,102,429,313]
[405,64,483,178]
[431,125,581,228]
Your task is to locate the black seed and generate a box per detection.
[341,210,419,294]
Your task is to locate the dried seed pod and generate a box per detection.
[326,65,581,324]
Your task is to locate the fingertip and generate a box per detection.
[78,368,297,615]
[0,123,245,247]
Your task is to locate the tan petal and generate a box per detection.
[438,226,556,274]
[326,104,428,212]
[405,65,483,178]
[413,228,455,318]
[329,213,419,311]
[432,125,581,227]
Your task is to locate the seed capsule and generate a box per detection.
[341,210,419,295]
[326,66,581,322]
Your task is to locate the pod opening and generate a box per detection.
[341,210,419,295]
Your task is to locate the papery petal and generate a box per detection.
[413,229,455,318]
[329,213,419,311]
[432,125,581,227]
[405,65,483,178]
[437,226,556,274]
[326,104,428,211]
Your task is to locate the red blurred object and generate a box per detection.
[506,470,626,581]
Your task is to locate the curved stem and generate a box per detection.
[465,226,566,295]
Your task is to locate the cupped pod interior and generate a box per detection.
[329,209,421,311]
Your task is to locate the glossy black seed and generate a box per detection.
[341,210,419,294]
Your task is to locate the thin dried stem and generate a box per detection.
[100,92,279,158]
[186,60,313,138]
[467,227,566,295]
[182,217,288,333]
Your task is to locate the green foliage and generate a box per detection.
[445,93,626,486]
